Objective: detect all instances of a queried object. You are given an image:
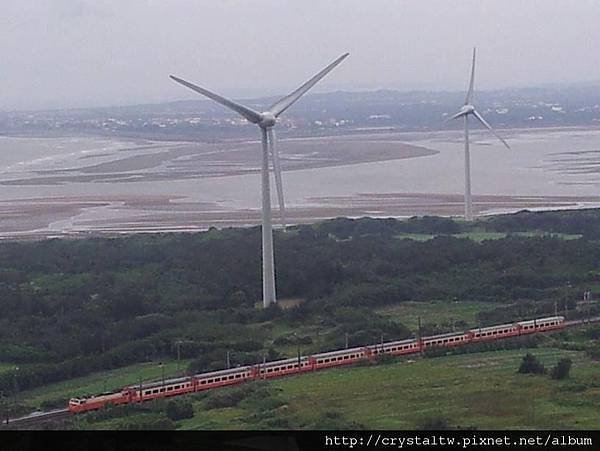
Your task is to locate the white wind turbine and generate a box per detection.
[170,53,349,307]
[445,48,510,220]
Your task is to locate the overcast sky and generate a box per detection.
[2,0,600,111]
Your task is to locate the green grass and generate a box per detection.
[394,231,582,243]
[453,232,509,242]
[0,362,20,375]
[18,359,190,410]
[175,347,599,430]
[376,300,497,329]
[394,233,436,241]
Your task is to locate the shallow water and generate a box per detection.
[0,127,599,237]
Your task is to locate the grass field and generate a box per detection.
[77,343,600,430]
[376,300,497,329]
[394,231,582,243]
[176,347,599,430]
[17,359,191,410]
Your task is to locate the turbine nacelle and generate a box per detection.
[259,112,277,128]
[461,104,475,115]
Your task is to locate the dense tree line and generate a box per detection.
[1,210,600,395]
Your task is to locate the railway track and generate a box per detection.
[2,315,598,429]
[0,408,71,430]
[564,316,600,327]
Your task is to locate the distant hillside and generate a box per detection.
[3,83,600,139]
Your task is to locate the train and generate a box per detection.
[68,315,565,413]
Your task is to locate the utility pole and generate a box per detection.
[293,332,301,369]
[0,390,6,425]
[345,332,349,350]
[417,316,423,353]
[226,351,231,370]
[584,290,592,324]
[564,281,571,318]
[13,367,19,411]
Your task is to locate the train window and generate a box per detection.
[167,387,173,391]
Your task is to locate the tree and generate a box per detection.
[518,353,545,375]
[165,400,194,421]
[550,358,572,380]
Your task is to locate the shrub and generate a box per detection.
[203,383,267,410]
[518,353,545,374]
[124,417,176,430]
[419,416,452,430]
[165,400,194,421]
[550,358,572,380]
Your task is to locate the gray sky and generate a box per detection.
[2,0,600,110]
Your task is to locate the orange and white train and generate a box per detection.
[68,316,564,413]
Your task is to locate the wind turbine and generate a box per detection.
[170,53,349,307]
[445,48,510,220]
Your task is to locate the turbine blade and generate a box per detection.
[268,128,286,228]
[269,53,350,117]
[443,110,466,124]
[464,47,476,105]
[170,75,262,124]
[472,109,511,149]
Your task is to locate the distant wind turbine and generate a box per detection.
[170,53,349,307]
[445,48,510,220]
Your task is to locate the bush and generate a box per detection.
[203,383,266,410]
[550,358,572,380]
[124,416,176,430]
[419,416,452,430]
[518,353,545,374]
[165,400,194,421]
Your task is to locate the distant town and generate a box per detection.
[2,83,600,140]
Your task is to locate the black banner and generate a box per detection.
[0,430,598,451]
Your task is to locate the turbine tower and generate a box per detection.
[170,53,349,307]
[445,48,510,220]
